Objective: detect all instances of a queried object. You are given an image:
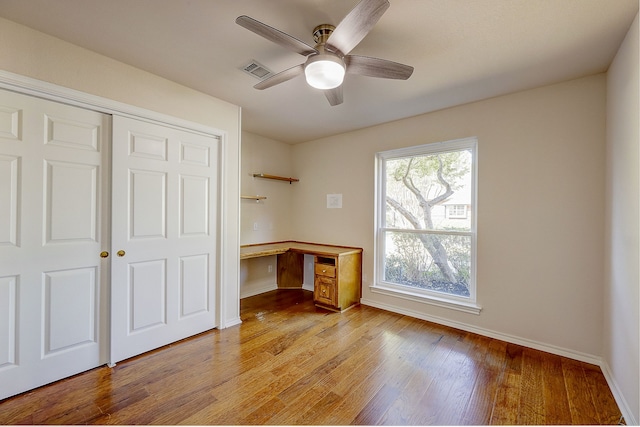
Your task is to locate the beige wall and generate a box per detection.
[0,18,239,130]
[240,131,295,297]
[240,131,295,245]
[291,74,607,359]
[0,17,243,326]
[605,13,639,424]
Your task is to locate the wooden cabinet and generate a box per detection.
[314,258,337,307]
[313,253,362,312]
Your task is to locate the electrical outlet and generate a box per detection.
[268,264,273,273]
[253,222,258,231]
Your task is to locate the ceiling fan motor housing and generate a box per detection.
[313,24,336,45]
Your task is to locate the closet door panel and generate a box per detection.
[0,275,17,369]
[129,259,167,332]
[0,155,19,246]
[180,254,209,317]
[111,115,219,364]
[0,89,109,401]
[43,267,97,354]
[181,175,209,236]
[130,169,167,239]
[44,160,98,243]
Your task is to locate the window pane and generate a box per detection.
[384,231,471,297]
[385,150,472,231]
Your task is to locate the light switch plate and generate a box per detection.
[327,194,342,208]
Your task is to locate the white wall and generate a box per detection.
[605,13,640,425]
[240,131,295,297]
[0,17,242,327]
[291,75,607,361]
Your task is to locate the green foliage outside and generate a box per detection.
[384,149,472,297]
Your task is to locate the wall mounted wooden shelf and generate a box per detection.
[241,195,267,201]
[253,173,299,184]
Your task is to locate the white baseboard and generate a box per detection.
[360,298,601,365]
[220,317,242,329]
[600,360,637,425]
[240,283,278,299]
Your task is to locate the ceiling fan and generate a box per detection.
[236,0,414,106]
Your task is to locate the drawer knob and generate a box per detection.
[322,269,326,273]
[322,289,326,294]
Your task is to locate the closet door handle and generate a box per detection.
[100,251,109,258]
[117,250,126,257]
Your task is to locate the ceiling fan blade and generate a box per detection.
[254,64,305,90]
[325,0,389,56]
[236,15,318,57]
[345,55,413,80]
[324,86,343,106]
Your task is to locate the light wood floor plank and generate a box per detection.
[458,335,506,424]
[490,343,524,424]
[541,351,573,425]
[583,362,624,425]
[0,289,622,425]
[563,357,602,425]
[518,348,546,424]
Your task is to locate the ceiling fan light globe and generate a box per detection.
[304,55,345,90]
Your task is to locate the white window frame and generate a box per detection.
[373,137,480,314]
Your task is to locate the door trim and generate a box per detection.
[0,70,238,329]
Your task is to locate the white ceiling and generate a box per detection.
[0,0,637,144]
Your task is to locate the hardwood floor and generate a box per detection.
[0,290,623,425]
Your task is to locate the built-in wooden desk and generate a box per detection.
[240,241,363,312]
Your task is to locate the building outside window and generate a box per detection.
[374,137,478,312]
[447,204,468,219]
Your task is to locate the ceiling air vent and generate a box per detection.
[241,60,273,80]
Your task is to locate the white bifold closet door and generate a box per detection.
[0,88,221,400]
[110,115,219,364]
[0,89,110,400]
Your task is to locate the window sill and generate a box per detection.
[370,284,482,315]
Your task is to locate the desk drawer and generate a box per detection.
[315,263,336,278]
[315,275,336,306]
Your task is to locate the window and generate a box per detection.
[374,137,479,313]
[447,204,468,219]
